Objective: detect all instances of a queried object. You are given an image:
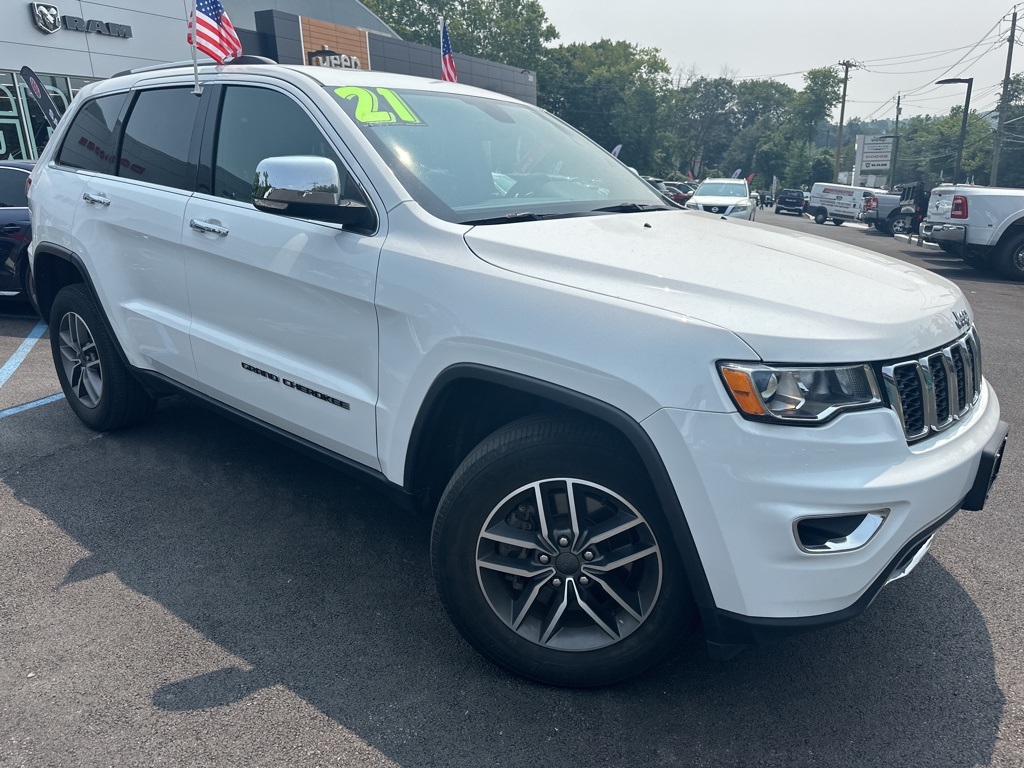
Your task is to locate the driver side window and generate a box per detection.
[213,86,360,205]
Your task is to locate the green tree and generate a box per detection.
[536,40,670,172]
[361,0,558,70]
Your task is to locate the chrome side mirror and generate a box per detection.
[252,156,372,227]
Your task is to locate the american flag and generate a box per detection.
[188,0,243,64]
[440,19,457,82]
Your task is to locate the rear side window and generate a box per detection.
[119,88,202,191]
[56,92,128,173]
[0,168,29,208]
[214,86,347,202]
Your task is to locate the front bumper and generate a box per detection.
[921,221,967,244]
[641,380,1005,649]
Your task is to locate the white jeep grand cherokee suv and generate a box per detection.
[27,60,1008,686]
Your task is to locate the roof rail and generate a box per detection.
[112,55,277,78]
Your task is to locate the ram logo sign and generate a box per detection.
[30,3,60,33]
[28,3,133,37]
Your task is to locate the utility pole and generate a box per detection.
[833,60,856,182]
[991,9,1017,186]
[890,94,902,188]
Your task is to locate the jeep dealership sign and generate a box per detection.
[30,3,133,38]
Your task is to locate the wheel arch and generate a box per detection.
[31,242,91,321]
[31,242,143,373]
[994,218,1024,249]
[403,363,719,617]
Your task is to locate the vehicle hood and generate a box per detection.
[464,211,969,362]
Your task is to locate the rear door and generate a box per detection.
[70,86,204,380]
[182,83,383,469]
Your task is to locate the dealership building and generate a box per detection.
[1,0,537,161]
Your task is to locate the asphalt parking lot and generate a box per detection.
[1,218,1022,767]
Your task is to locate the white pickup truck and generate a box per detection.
[921,184,1024,280]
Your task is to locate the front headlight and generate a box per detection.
[685,202,698,210]
[718,363,882,424]
[731,204,749,212]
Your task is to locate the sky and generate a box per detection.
[537,0,1023,123]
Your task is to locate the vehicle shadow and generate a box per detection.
[5,397,1003,768]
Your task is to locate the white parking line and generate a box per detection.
[0,319,65,419]
[0,319,48,388]
[0,393,64,419]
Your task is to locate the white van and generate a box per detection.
[809,182,885,226]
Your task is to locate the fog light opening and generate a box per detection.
[795,510,889,553]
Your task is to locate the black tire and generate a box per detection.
[890,216,911,235]
[431,416,696,687]
[832,219,843,226]
[49,283,157,431]
[961,247,995,272]
[813,210,827,224]
[774,207,781,214]
[938,242,961,256]
[994,231,1024,281]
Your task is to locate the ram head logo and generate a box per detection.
[31,3,61,34]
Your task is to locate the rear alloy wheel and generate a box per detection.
[995,231,1024,281]
[890,216,911,235]
[431,416,695,686]
[50,284,157,430]
[814,210,827,224]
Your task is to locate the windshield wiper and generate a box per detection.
[589,203,672,214]
[461,211,544,225]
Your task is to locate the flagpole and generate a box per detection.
[190,0,201,95]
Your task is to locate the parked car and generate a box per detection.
[685,177,757,220]
[773,188,805,216]
[0,160,35,306]
[641,176,679,205]
[922,183,1024,279]
[28,61,1008,687]
[664,180,696,205]
[808,182,886,226]
[861,190,904,234]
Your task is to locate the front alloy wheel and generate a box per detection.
[476,478,662,652]
[432,416,695,686]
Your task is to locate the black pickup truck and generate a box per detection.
[773,188,805,215]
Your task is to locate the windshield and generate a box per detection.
[694,182,748,198]
[327,86,666,223]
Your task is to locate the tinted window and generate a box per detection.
[57,92,128,173]
[119,88,201,190]
[0,168,29,208]
[214,86,347,202]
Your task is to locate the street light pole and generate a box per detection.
[936,77,974,184]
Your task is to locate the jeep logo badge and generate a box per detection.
[30,2,60,34]
[952,309,970,330]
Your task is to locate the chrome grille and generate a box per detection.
[882,329,981,442]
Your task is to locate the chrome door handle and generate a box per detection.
[189,218,229,237]
[82,192,110,206]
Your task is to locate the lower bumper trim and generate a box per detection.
[701,500,964,659]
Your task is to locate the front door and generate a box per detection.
[182,84,382,469]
